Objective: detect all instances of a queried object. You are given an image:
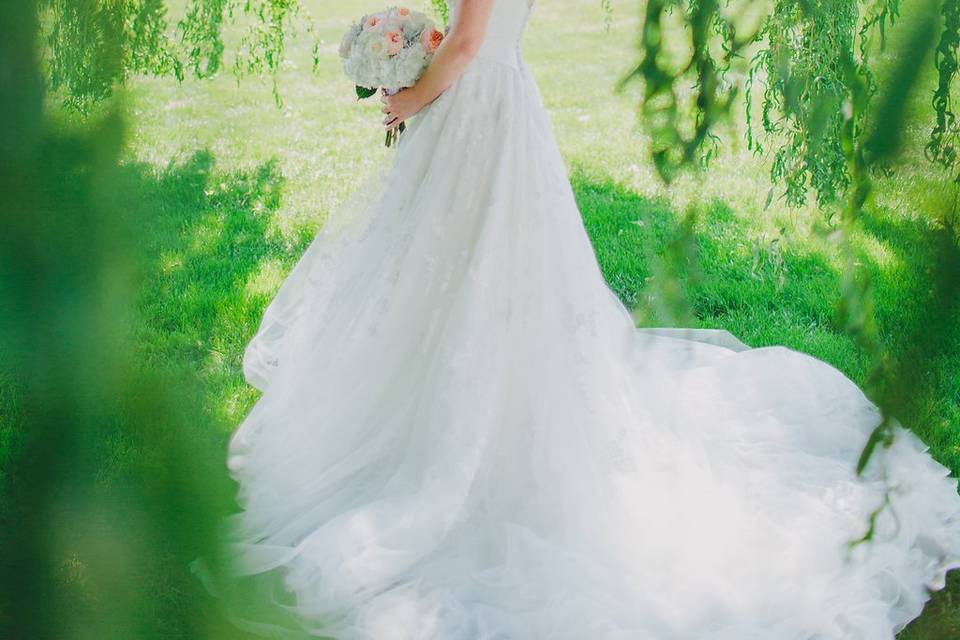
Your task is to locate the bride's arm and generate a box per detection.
[382,0,496,129]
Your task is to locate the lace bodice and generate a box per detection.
[449,0,534,68]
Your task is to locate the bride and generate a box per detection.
[219,0,960,637]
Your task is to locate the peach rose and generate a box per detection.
[385,30,404,56]
[396,7,411,17]
[363,13,383,31]
[420,28,443,53]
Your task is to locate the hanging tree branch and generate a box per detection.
[927,0,960,181]
[621,0,758,182]
[39,0,306,111]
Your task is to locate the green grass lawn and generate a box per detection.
[6,0,959,635]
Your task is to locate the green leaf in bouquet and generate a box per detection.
[356,85,377,100]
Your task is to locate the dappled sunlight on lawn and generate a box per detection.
[123,151,295,428]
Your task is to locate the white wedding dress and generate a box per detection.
[220,1,960,637]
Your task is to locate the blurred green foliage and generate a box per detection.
[0,1,242,637]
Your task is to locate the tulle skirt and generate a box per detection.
[218,54,960,639]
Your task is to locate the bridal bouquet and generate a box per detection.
[339,7,444,147]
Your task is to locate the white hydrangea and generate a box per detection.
[391,45,430,88]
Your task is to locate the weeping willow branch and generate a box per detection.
[621,0,757,182]
[39,0,305,111]
[628,0,920,207]
[927,0,960,180]
[747,0,869,208]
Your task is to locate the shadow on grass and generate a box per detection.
[121,150,306,431]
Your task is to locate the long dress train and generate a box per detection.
[220,1,960,637]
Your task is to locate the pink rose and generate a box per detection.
[385,30,404,56]
[363,13,383,31]
[420,28,444,53]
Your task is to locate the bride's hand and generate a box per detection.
[381,88,423,130]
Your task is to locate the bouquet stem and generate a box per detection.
[384,86,406,148]
[385,122,406,148]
